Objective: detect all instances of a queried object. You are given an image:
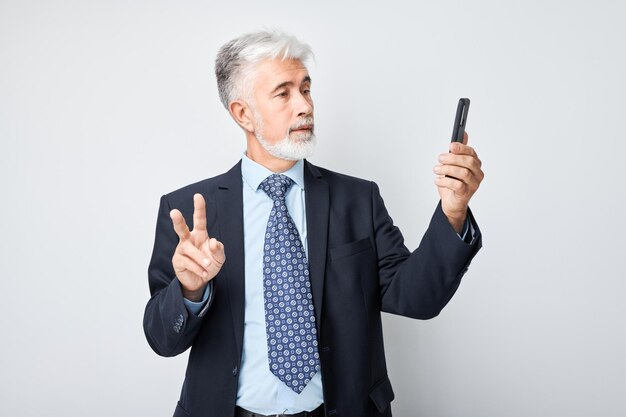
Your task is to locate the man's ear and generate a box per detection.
[229,100,255,133]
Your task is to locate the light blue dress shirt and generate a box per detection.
[183,154,475,413]
[186,153,323,414]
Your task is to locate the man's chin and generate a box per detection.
[256,130,316,161]
[273,136,316,160]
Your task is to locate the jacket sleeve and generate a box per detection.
[143,194,212,357]
[372,182,482,319]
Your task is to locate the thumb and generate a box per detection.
[209,238,226,264]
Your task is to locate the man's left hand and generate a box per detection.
[434,131,484,233]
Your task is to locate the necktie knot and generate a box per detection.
[259,174,294,202]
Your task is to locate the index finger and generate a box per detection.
[449,133,477,157]
[170,209,191,241]
[192,193,207,232]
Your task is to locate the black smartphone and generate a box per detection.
[451,98,470,143]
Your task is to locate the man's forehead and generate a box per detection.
[255,59,311,86]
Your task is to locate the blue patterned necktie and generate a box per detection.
[259,174,320,394]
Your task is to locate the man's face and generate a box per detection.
[248,59,315,161]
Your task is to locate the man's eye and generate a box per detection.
[303,89,311,95]
[277,91,288,97]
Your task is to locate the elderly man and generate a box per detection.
[144,30,483,417]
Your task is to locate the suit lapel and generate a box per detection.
[215,161,246,356]
[304,160,329,327]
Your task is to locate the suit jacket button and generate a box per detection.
[232,366,238,376]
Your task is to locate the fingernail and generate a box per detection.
[202,271,208,278]
[434,166,441,173]
[203,258,210,266]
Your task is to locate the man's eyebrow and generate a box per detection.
[269,76,312,95]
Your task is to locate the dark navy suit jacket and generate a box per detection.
[144,160,482,417]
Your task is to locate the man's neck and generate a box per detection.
[245,146,298,173]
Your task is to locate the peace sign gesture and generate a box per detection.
[169,193,225,301]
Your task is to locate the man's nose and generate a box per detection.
[295,92,313,117]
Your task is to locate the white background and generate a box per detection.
[1,0,625,416]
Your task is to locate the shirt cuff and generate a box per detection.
[183,284,211,316]
[457,216,476,244]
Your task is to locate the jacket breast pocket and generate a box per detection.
[329,237,373,261]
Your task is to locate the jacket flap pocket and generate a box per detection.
[330,237,372,261]
[174,402,190,417]
[369,376,395,413]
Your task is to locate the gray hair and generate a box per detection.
[215,30,313,109]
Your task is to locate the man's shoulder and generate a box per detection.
[163,161,241,202]
[306,161,374,190]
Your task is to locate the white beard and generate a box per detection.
[254,116,316,161]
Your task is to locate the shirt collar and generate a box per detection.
[241,152,305,192]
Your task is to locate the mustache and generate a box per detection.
[289,117,314,132]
